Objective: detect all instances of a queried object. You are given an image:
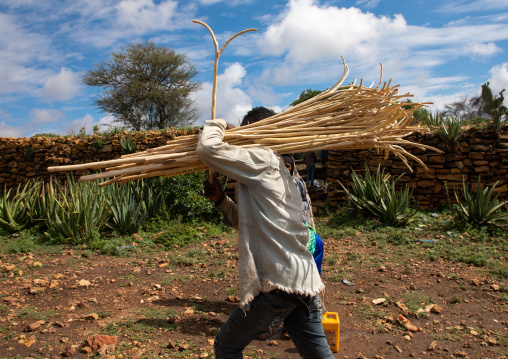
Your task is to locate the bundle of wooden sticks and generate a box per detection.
[48,62,435,186]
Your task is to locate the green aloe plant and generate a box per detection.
[0,185,31,232]
[341,165,389,210]
[438,116,465,143]
[26,179,58,224]
[453,177,508,226]
[121,134,137,154]
[340,165,416,226]
[46,177,109,243]
[364,179,417,226]
[421,110,442,130]
[140,181,165,218]
[107,182,147,234]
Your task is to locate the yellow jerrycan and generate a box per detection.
[322,312,340,352]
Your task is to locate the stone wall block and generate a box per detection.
[428,155,446,164]
[100,144,114,153]
[474,166,490,173]
[436,174,467,181]
[446,154,465,161]
[418,173,437,179]
[418,180,435,188]
[471,144,493,152]
[469,152,485,160]
[454,161,464,169]
[473,160,489,166]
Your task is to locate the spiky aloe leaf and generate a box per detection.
[454,177,508,226]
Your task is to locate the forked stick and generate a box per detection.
[192,20,257,119]
[192,19,257,182]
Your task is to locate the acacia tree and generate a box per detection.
[83,41,201,130]
[441,95,485,121]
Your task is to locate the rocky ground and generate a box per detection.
[0,225,507,359]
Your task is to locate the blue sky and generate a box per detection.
[1,0,508,138]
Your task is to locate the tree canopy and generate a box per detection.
[290,89,324,106]
[83,41,201,130]
[441,95,485,121]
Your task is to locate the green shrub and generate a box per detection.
[146,173,219,222]
[340,165,417,226]
[453,177,508,226]
[91,137,106,152]
[23,147,37,161]
[31,133,59,138]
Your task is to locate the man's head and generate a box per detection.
[282,155,294,176]
[240,106,276,126]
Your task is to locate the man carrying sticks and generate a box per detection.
[196,118,334,359]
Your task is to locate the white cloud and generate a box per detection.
[355,0,381,9]
[259,0,407,64]
[0,121,23,138]
[30,108,64,125]
[115,0,178,32]
[67,114,96,135]
[0,13,53,95]
[198,0,255,5]
[65,114,119,135]
[253,0,508,109]
[257,0,508,71]
[247,84,290,108]
[487,63,508,95]
[463,42,502,58]
[192,63,252,126]
[40,68,81,101]
[437,0,508,14]
[66,0,196,47]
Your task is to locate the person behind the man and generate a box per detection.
[304,150,316,188]
[196,115,333,358]
[282,154,324,275]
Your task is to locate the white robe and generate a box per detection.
[196,119,324,307]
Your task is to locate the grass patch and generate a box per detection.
[138,307,178,319]
[432,331,462,342]
[158,274,191,285]
[4,331,16,340]
[207,268,228,279]
[145,217,228,250]
[325,269,352,283]
[449,293,464,304]
[224,285,238,296]
[399,292,435,313]
[16,306,58,321]
[100,318,177,342]
[353,304,387,320]
[0,304,10,316]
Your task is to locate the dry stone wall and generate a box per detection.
[0,129,199,188]
[326,127,508,209]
